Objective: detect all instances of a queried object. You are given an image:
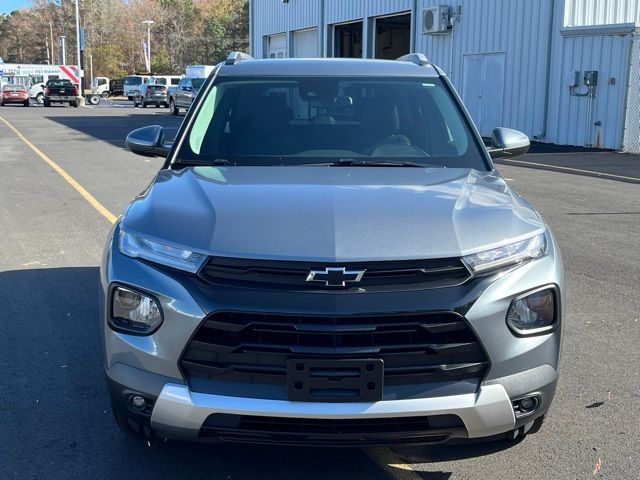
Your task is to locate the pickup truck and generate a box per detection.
[168,77,204,115]
[44,79,79,107]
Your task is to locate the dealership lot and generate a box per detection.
[0,105,638,479]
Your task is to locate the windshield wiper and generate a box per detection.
[175,158,237,167]
[304,158,436,168]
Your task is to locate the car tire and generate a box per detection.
[170,98,179,115]
[23,100,30,107]
[142,101,147,108]
[36,93,44,104]
[0,101,3,107]
[71,101,78,108]
[43,99,50,107]
[88,94,101,105]
[155,104,160,108]
[127,96,133,101]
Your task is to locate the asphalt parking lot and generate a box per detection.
[1,102,639,479]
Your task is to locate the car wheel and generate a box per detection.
[88,94,100,105]
[127,96,133,101]
[71,101,78,108]
[36,93,44,104]
[170,99,179,115]
[142,101,147,108]
[155,104,160,108]
[43,99,50,107]
[0,101,3,107]
[23,100,30,107]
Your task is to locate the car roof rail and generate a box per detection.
[225,51,254,65]
[396,53,430,66]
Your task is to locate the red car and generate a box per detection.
[1,84,30,107]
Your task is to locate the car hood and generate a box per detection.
[122,166,545,262]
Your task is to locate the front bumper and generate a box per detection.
[151,383,515,439]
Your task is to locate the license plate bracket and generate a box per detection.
[287,358,383,403]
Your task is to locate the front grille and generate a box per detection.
[200,413,467,446]
[180,311,489,390]
[198,256,471,290]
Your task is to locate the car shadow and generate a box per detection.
[43,113,183,150]
[0,266,388,479]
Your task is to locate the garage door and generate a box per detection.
[294,29,318,58]
[268,34,287,58]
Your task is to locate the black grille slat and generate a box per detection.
[181,312,489,389]
[198,256,471,290]
[199,413,468,445]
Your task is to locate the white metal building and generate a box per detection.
[249,0,640,152]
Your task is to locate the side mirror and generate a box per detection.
[125,125,171,157]
[487,127,530,159]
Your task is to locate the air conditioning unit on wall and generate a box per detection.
[423,6,451,34]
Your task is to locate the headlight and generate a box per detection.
[119,227,206,273]
[507,287,557,335]
[110,286,163,334]
[462,233,547,275]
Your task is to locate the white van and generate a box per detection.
[123,75,149,100]
[149,75,182,87]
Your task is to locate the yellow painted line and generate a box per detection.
[0,115,117,225]
[365,448,424,480]
[499,157,640,182]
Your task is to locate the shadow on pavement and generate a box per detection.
[43,113,183,150]
[0,267,387,479]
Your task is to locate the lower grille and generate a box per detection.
[180,311,489,392]
[200,413,467,446]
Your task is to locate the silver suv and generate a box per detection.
[101,52,563,446]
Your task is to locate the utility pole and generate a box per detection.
[74,0,82,93]
[142,20,154,73]
[49,22,55,64]
[60,36,66,65]
[89,54,93,87]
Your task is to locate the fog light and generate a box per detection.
[507,287,557,335]
[129,395,147,412]
[513,395,540,418]
[519,397,535,412]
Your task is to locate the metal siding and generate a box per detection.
[324,0,412,24]
[415,0,553,137]
[564,0,640,26]
[253,0,321,57]
[623,34,640,153]
[546,32,632,149]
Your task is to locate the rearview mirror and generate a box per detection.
[125,125,171,157]
[487,128,530,159]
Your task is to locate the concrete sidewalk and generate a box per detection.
[496,148,640,184]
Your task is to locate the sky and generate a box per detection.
[1,0,31,15]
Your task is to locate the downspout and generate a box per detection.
[410,0,418,52]
[319,0,325,57]
[533,0,556,140]
[249,0,255,57]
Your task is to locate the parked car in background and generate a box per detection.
[133,84,169,108]
[1,84,30,106]
[44,79,78,107]
[148,75,182,88]
[169,77,205,115]
[123,75,149,100]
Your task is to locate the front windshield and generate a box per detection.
[124,76,143,86]
[192,78,205,89]
[177,76,487,169]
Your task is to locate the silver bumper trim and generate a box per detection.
[150,384,516,439]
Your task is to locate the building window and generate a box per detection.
[374,13,411,60]
[334,21,363,58]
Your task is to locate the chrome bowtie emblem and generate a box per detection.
[306,267,366,287]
